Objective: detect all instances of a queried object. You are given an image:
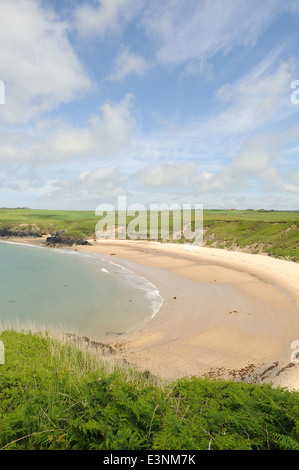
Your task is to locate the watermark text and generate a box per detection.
[290,80,299,105]
[0,341,4,364]
[291,340,299,365]
[95,197,203,245]
[0,80,5,105]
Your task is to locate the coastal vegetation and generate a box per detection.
[0,329,298,451]
[0,208,298,261]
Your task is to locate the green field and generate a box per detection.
[0,208,298,260]
[0,208,97,239]
[0,329,298,451]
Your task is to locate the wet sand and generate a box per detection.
[75,240,299,390]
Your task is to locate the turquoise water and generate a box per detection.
[0,242,162,341]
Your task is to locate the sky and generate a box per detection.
[0,0,299,211]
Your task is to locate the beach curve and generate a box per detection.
[3,236,299,390]
[76,239,299,390]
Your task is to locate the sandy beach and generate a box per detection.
[3,236,299,390]
[73,239,299,390]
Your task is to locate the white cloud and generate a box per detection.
[128,55,299,192]
[137,161,197,189]
[109,47,149,81]
[1,1,298,210]
[74,0,142,39]
[261,167,299,193]
[142,0,296,68]
[0,94,136,165]
[133,130,299,198]
[0,0,91,124]
[191,134,299,194]
[216,55,297,126]
[48,166,128,201]
[177,55,298,159]
[131,52,298,170]
[0,129,32,163]
[220,135,276,188]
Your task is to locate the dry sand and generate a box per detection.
[75,240,299,390]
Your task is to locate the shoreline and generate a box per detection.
[1,236,299,390]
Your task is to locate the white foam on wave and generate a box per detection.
[100,268,110,274]
[58,249,163,321]
[0,240,43,249]
[104,258,164,322]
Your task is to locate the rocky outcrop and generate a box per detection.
[45,231,91,247]
[0,226,91,246]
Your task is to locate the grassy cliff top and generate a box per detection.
[0,329,299,450]
[0,208,298,261]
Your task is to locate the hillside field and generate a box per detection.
[0,208,298,260]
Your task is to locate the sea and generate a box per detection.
[0,241,163,342]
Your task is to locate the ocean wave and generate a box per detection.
[0,240,43,249]
[100,268,110,274]
[104,259,164,321]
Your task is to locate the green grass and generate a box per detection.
[0,208,298,260]
[0,208,97,239]
[0,329,299,450]
[203,209,299,222]
[203,219,299,260]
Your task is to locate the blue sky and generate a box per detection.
[0,0,298,210]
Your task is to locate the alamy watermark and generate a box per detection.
[290,80,299,105]
[291,340,299,365]
[0,341,4,365]
[0,80,5,105]
[95,196,203,245]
